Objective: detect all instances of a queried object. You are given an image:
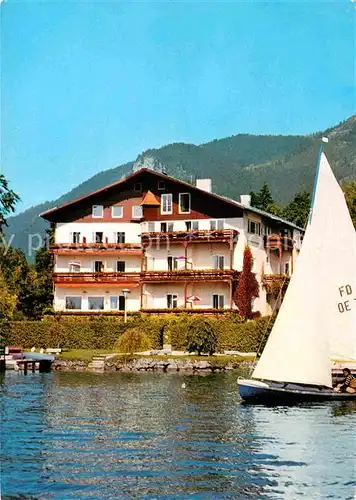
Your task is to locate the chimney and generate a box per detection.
[240,195,251,206]
[196,178,212,193]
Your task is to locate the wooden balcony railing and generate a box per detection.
[264,234,294,251]
[141,229,239,246]
[141,269,240,282]
[53,272,141,284]
[262,274,290,297]
[51,243,142,256]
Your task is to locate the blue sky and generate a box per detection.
[2,0,355,212]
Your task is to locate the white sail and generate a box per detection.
[253,152,356,387]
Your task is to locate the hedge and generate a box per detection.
[0,317,163,350]
[0,313,275,353]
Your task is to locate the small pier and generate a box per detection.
[1,346,55,374]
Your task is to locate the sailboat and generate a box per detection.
[238,145,356,403]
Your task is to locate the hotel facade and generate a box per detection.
[41,168,303,316]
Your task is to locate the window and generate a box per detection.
[167,256,178,271]
[213,294,225,309]
[94,261,104,273]
[88,297,104,310]
[110,296,118,310]
[92,205,104,218]
[117,261,126,272]
[158,181,166,191]
[264,226,272,236]
[95,232,103,243]
[132,205,143,218]
[134,182,142,192]
[185,221,199,231]
[116,232,125,244]
[65,296,82,310]
[110,296,125,310]
[161,222,174,233]
[284,263,290,276]
[112,206,123,218]
[69,262,81,273]
[179,193,191,214]
[148,222,155,232]
[248,220,261,235]
[72,232,81,244]
[210,220,224,230]
[167,294,178,309]
[213,255,225,270]
[161,194,173,214]
[118,296,126,311]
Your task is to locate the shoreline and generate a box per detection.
[53,357,255,373]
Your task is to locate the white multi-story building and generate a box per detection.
[41,168,303,316]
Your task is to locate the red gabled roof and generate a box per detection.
[40,167,303,230]
[40,168,242,220]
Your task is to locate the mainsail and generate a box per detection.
[252,152,356,387]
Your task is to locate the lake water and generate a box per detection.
[1,371,356,499]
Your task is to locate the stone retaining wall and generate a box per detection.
[53,358,254,373]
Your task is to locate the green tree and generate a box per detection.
[282,191,311,228]
[0,270,17,320]
[250,183,282,215]
[343,181,356,229]
[235,246,259,320]
[185,317,218,356]
[0,174,20,231]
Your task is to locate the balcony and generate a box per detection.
[141,229,239,247]
[141,269,240,283]
[262,274,290,297]
[264,234,294,251]
[51,243,142,256]
[53,272,141,286]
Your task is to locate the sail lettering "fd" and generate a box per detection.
[337,285,355,313]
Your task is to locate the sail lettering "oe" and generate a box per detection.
[337,284,355,313]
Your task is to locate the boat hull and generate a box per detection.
[238,379,356,404]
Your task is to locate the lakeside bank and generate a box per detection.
[53,355,255,373]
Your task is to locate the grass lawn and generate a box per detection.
[58,350,255,364]
[59,349,114,361]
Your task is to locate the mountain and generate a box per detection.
[6,115,356,258]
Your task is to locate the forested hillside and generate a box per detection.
[6,116,356,258]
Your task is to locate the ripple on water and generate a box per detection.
[1,371,356,499]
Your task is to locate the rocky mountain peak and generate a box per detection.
[132,152,166,173]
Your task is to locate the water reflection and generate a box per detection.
[1,371,356,499]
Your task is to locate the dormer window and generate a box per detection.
[112,205,123,218]
[179,193,191,214]
[158,181,166,191]
[134,183,142,192]
[92,205,104,218]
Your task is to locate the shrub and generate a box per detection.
[184,317,218,355]
[114,327,152,353]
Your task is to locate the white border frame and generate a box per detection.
[92,205,104,218]
[132,205,143,219]
[111,205,123,218]
[161,193,173,215]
